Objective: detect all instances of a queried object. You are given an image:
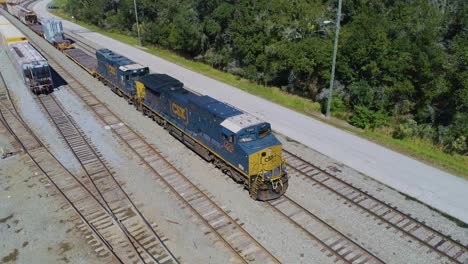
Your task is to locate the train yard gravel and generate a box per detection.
[0,146,108,263]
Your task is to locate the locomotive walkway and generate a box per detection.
[34,0,468,224]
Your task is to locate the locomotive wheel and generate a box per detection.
[228,168,243,183]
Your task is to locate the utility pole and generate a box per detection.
[133,0,142,46]
[326,0,342,118]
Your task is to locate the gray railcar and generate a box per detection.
[8,42,53,94]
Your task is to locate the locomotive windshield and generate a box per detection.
[258,126,271,138]
[126,69,148,80]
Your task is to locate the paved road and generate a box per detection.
[33,0,468,223]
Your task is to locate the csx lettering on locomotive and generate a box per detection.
[171,103,187,120]
[263,155,274,163]
[108,65,116,76]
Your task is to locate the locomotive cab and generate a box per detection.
[221,116,288,201]
[96,48,149,97]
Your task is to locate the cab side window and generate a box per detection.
[222,133,235,143]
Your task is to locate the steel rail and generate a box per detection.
[36,94,179,264]
[0,74,124,263]
[0,68,167,263]
[64,31,98,55]
[267,194,385,264]
[38,95,180,263]
[283,149,468,264]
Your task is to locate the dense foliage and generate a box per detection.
[64,0,467,154]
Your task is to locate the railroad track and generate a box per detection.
[36,94,179,264]
[0,74,125,263]
[9,15,280,263]
[268,195,384,264]
[283,150,468,264]
[65,31,99,55]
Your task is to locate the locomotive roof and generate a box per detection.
[220,113,264,133]
[96,48,146,70]
[139,73,184,92]
[140,73,266,126]
[190,95,242,119]
[119,63,146,71]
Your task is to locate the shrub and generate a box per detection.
[349,106,388,129]
[349,80,374,109]
[320,95,348,115]
[451,136,467,155]
[393,119,418,139]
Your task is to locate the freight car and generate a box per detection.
[63,48,97,75]
[7,42,53,94]
[6,2,37,25]
[0,16,53,94]
[94,49,288,200]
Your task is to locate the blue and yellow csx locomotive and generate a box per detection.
[96,48,288,200]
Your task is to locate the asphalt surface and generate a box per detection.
[33,0,468,224]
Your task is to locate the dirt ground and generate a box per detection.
[0,147,106,264]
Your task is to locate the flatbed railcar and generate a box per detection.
[63,48,97,75]
[28,23,42,37]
